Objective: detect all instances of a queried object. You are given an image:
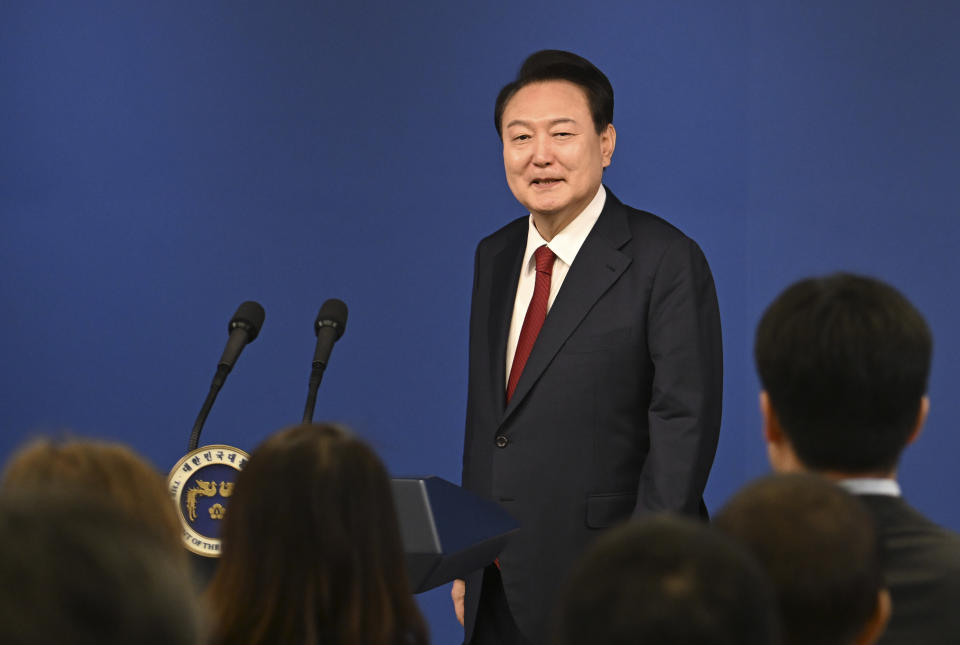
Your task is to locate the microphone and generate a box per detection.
[303,299,348,422]
[188,301,266,451]
[216,301,266,384]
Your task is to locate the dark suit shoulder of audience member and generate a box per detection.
[858,494,960,643]
[0,492,201,645]
[206,422,429,645]
[1,436,185,560]
[553,513,781,645]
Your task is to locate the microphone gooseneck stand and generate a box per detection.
[189,365,230,451]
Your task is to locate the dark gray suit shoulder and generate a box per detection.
[857,494,960,645]
[615,199,689,241]
[476,216,526,255]
[859,494,960,560]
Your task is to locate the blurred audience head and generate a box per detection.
[715,473,889,645]
[754,273,932,475]
[554,514,781,645]
[1,436,183,557]
[0,492,201,645]
[206,422,428,645]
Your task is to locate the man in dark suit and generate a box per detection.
[755,273,960,644]
[452,50,723,645]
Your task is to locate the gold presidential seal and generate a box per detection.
[167,444,249,557]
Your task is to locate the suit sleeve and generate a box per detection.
[637,235,722,516]
[461,241,483,492]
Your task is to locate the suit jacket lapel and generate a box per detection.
[501,192,633,424]
[486,228,525,417]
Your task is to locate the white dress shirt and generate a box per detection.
[838,477,902,497]
[505,185,607,382]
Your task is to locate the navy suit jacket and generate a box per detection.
[461,188,723,643]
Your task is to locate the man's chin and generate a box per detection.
[523,197,569,219]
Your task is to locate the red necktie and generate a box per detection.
[506,245,555,403]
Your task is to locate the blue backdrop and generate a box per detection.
[3,2,959,642]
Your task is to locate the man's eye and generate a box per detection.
[553,132,573,138]
[512,134,531,142]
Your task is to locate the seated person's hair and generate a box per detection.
[554,514,781,645]
[754,273,932,473]
[206,423,429,645]
[715,474,889,645]
[1,436,184,557]
[0,493,200,645]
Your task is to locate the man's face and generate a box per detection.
[500,80,615,234]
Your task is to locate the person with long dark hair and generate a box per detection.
[206,423,429,645]
[2,436,186,560]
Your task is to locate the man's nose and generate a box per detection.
[532,137,554,165]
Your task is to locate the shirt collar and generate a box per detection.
[837,478,902,497]
[522,184,606,270]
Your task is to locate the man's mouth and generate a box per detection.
[531,178,563,186]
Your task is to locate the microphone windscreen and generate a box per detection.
[315,299,348,339]
[229,301,266,341]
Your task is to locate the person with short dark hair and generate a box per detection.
[755,273,960,644]
[0,493,201,645]
[555,514,781,645]
[456,48,723,644]
[715,474,890,645]
[206,423,429,645]
[493,49,614,139]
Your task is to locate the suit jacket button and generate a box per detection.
[495,435,509,448]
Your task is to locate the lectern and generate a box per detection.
[392,476,518,593]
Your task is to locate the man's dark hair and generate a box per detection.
[554,514,781,645]
[494,49,614,137]
[754,273,932,473]
[715,474,886,645]
[0,493,200,645]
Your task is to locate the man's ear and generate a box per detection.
[760,391,803,473]
[906,396,930,447]
[760,391,783,444]
[600,123,616,168]
[855,588,891,645]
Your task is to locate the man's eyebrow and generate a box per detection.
[504,118,578,129]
